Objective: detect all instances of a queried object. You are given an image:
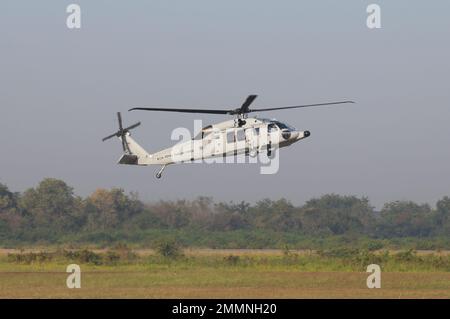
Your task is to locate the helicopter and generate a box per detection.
[102,95,354,178]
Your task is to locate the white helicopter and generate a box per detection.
[102,95,354,178]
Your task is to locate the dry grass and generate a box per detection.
[0,249,449,298]
[0,270,449,298]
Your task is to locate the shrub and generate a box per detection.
[317,248,360,258]
[7,251,53,264]
[155,239,183,259]
[104,251,121,264]
[63,249,102,265]
[365,241,384,251]
[223,255,240,266]
[394,249,418,262]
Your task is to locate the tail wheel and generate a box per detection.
[155,165,167,179]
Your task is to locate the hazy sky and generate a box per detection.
[1,1,449,208]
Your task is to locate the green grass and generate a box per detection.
[0,248,449,298]
[4,229,450,251]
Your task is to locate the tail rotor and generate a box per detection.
[102,112,141,154]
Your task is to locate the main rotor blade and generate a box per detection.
[249,100,355,113]
[128,99,355,116]
[129,107,230,114]
[239,94,258,114]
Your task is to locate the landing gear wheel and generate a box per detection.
[155,165,167,179]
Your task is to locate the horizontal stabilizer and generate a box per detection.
[118,154,138,165]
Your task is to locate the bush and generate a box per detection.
[365,240,384,251]
[63,249,102,265]
[394,249,418,262]
[104,251,121,264]
[155,239,183,259]
[317,248,360,258]
[109,243,137,262]
[223,255,240,266]
[7,251,53,264]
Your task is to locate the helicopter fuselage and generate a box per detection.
[132,117,310,166]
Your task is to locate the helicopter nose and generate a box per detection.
[286,131,298,140]
[295,130,310,140]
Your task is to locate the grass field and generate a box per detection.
[0,248,449,298]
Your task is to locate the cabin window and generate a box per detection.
[227,131,235,143]
[236,129,245,141]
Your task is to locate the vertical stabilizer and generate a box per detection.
[118,133,152,165]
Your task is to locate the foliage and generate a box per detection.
[0,178,450,249]
[377,201,433,237]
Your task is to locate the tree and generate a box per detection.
[377,201,432,237]
[19,178,82,233]
[300,194,375,235]
[209,202,250,231]
[435,196,450,235]
[0,183,17,210]
[188,196,214,228]
[248,198,301,231]
[150,200,192,229]
[84,188,142,231]
[0,182,23,233]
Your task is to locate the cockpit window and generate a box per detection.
[272,121,295,131]
[268,123,278,133]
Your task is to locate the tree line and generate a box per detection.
[0,178,449,246]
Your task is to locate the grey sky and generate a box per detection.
[1,0,449,208]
